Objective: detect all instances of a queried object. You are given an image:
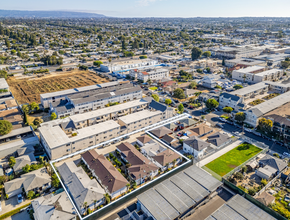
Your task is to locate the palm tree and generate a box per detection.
[126,183,130,191]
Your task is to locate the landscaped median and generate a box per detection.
[0,202,31,220]
[205,142,262,176]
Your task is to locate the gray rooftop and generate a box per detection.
[247,90,290,117]
[138,165,222,220]
[118,110,162,125]
[230,82,268,96]
[0,126,33,140]
[0,78,9,89]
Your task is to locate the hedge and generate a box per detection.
[0,202,31,220]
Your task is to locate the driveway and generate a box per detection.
[1,196,31,214]
[5,210,30,220]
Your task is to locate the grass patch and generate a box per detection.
[205,142,262,176]
[0,203,31,220]
[149,86,158,91]
[221,115,230,120]
[249,99,264,106]
[263,93,280,100]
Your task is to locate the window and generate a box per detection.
[89,141,93,144]
[66,144,70,146]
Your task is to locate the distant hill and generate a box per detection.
[0,10,105,18]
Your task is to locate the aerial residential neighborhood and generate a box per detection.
[0,3,290,220]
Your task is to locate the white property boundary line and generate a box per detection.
[50,113,192,220]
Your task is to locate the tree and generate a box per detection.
[0,70,8,79]
[178,103,184,113]
[242,74,247,83]
[39,156,44,165]
[202,51,211,58]
[30,102,39,112]
[215,85,222,89]
[233,84,243,90]
[241,166,247,173]
[27,190,35,200]
[273,153,280,158]
[191,47,202,60]
[22,105,30,114]
[50,112,57,120]
[9,156,16,167]
[258,118,273,133]
[248,188,256,196]
[52,173,60,188]
[79,65,88,70]
[33,118,43,126]
[151,94,159,102]
[222,58,225,66]
[235,112,246,123]
[139,55,147,59]
[223,107,233,114]
[0,120,12,135]
[22,164,31,173]
[188,81,197,89]
[234,172,243,180]
[147,79,152,85]
[206,99,219,110]
[173,88,185,99]
[261,179,268,186]
[93,60,103,67]
[165,99,172,105]
[104,193,111,204]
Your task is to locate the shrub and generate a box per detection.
[261,179,268,186]
[71,133,77,137]
[248,188,256,196]
[234,172,243,180]
[0,120,12,135]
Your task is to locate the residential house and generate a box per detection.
[81,150,129,199]
[116,142,158,184]
[13,153,37,174]
[32,191,76,220]
[219,93,245,111]
[259,155,287,172]
[152,149,181,171]
[149,126,173,138]
[256,191,275,206]
[58,161,105,214]
[200,75,219,88]
[255,165,277,180]
[207,132,231,147]
[183,136,210,158]
[136,135,153,147]
[161,134,179,148]
[188,124,213,138]
[4,168,51,198]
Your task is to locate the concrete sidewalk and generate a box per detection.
[197,139,243,167]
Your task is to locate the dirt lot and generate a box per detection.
[7,70,110,104]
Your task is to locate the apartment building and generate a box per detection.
[194,59,218,68]
[210,46,264,59]
[118,110,163,133]
[264,81,290,93]
[116,142,159,184]
[0,78,9,92]
[225,58,266,68]
[49,82,142,117]
[245,91,290,127]
[232,66,283,83]
[100,59,158,72]
[230,82,269,100]
[129,67,169,82]
[41,81,135,108]
[39,120,120,160]
[81,150,129,199]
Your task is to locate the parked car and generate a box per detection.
[17,194,23,204]
[216,123,224,128]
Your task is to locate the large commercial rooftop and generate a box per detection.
[137,165,222,220]
[205,194,276,220]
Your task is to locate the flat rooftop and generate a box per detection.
[105,59,155,66]
[0,78,8,89]
[248,90,290,117]
[39,120,120,149]
[226,58,265,66]
[70,99,149,123]
[230,82,268,96]
[234,66,265,74]
[137,165,222,220]
[205,194,276,220]
[118,110,162,125]
[255,68,281,77]
[0,126,33,140]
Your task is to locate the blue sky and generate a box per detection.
[2,0,290,17]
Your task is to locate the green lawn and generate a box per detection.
[149,86,158,91]
[205,143,262,176]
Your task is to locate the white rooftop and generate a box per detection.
[119,110,162,125]
[235,66,265,73]
[0,78,9,89]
